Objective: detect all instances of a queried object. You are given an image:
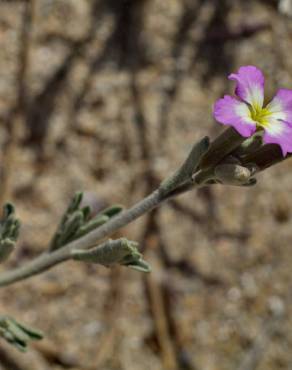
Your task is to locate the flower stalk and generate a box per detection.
[1,64,292,352]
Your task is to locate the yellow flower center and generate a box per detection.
[249,105,271,127]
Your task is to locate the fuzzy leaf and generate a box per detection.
[72,238,151,273]
[159,137,210,196]
[0,316,43,352]
[99,205,124,218]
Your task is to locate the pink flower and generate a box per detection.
[213,65,292,156]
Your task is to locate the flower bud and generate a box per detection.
[214,163,251,185]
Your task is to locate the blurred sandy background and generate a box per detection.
[1,0,292,369]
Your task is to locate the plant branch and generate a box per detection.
[0,129,260,287]
[0,189,172,287]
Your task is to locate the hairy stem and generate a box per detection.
[0,189,167,287]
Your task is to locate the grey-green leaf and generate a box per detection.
[159,136,210,196]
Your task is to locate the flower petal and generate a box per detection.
[265,88,292,123]
[213,95,257,137]
[263,118,292,156]
[229,66,264,109]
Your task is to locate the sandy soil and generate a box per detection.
[1,1,292,369]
